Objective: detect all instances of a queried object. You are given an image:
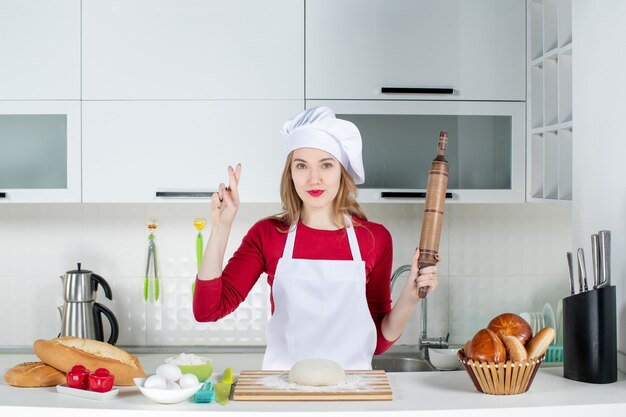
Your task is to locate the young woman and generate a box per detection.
[193,106,438,370]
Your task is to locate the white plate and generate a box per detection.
[56,384,119,400]
[543,303,556,331]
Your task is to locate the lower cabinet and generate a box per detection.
[82,101,303,203]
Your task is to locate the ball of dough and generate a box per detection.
[289,358,346,386]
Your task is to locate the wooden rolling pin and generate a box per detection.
[418,131,448,298]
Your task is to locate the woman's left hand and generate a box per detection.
[402,249,440,303]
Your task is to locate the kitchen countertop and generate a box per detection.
[2,352,626,416]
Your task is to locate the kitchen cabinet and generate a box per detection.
[82,100,303,203]
[527,0,573,202]
[82,0,303,100]
[0,0,80,100]
[306,0,526,102]
[308,100,526,203]
[0,101,81,203]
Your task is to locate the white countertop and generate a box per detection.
[2,353,626,416]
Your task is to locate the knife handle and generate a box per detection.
[576,248,587,293]
[598,230,611,287]
[591,234,600,288]
[566,252,575,295]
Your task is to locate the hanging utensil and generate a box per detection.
[566,252,575,295]
[192,218,207,295]
[144,219,159,302]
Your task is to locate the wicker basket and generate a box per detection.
[457,349,545,395]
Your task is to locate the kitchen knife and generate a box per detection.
[566,252,575,295]
[576,248,588,292]
[598,230,611,287]
[591,234,600,289]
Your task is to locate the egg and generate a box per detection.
[165,382,182,390]
[178,373,200,389]
[143,374,166,390]
[156,364,182,383]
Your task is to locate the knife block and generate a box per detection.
[562,286,617,383]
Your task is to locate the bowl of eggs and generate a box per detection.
[134,363,203,404]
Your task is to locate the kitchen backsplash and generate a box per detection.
[0,203,571,348]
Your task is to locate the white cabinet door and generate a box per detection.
[0,0,80,99]
[82,100,303,203]
[0,101,81,203]
[82,0,303,100]
[306,0,525,101]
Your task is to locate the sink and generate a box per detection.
[371,356,435,372]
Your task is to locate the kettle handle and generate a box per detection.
[91,273,113,300]
[93,302,119,345]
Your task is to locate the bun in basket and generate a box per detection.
[4,362,66,387]
[500,335,528,362]
[33,337,145,385]
[488,313,533,345]
[469,328,507,363]
[525,327,556,359]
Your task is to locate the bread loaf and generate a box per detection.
[500,335,528,362]
[33,337,145,385]
[525,327,556,359]
[4,362,66,387]
[487,313,533,345]
[469,328,507,363]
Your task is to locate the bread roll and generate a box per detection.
[463,339,472,358]
[33,337,145,385]
[4,362,66,387]
[525,327,556,359]
[469,328,507,363]
[488,313,533,345]
[500,335,528,362]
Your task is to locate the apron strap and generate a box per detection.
[282,214,362,261]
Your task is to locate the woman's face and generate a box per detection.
[290,147,342,210]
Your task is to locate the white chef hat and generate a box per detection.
[280,106,365,184]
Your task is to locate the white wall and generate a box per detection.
[573,0,626,370]
[0,203,571,349]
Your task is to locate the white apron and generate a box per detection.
[262,217,377,370]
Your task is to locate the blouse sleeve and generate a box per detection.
[192,221,267,322]
[364,225,398,355]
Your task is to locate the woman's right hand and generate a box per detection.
[210,164,241,227]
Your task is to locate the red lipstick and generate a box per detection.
[307,190,325,197]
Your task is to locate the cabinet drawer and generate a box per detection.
[82,0,303,100]
[82,100,303,203]
[306,0,525,101]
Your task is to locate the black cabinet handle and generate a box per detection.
[155,191,214,198]
[381,87,454,95]
[0,192,6,199]
[380,191,453,199]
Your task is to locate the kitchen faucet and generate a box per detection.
[390,265,449,359]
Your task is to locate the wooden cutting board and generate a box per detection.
[232,370,392,401]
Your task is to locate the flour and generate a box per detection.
[258,373,378,392]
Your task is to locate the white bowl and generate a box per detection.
[134,378,203,404]
[428,348,463,370]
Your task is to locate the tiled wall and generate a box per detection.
[0,203,571,348]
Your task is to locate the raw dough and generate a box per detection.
[288,358,346,386]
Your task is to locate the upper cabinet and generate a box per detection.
[0,0,80,99]
[82,100,302,203]
[0,101,81,203]
[82,0,303,100]
[306,0,526,102]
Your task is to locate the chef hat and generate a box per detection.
[280,106,365,184]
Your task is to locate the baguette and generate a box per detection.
[4,362,66,387]
[33,337,145,385]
